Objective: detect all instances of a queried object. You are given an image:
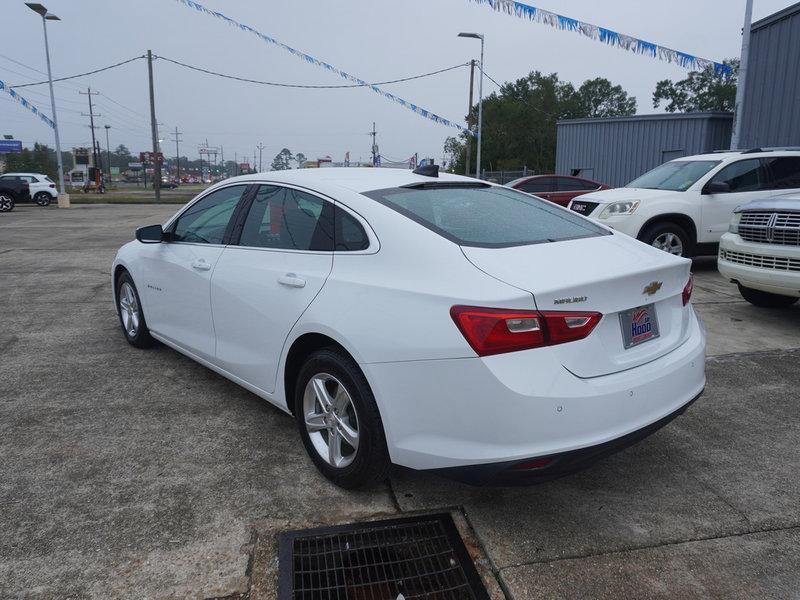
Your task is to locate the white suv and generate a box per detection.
[568,150,800,257]
[718,194,800,307]
[0,172,57,206]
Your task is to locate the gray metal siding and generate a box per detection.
[739,4,800,149]
[556,114,732,187]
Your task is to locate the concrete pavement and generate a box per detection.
[1,204,798,598]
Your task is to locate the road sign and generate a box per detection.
[0,140,23,154]
[139,152,164,164]
[128,162,143,169]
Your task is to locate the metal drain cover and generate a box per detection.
[278,513,490,599]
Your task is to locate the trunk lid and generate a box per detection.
[462,233,693,378]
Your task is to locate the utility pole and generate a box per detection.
[257,142,264,172]
[170,126,183,181]
[234,151,238,176]
[103,125,112,178]
[79,87,100,175]
[253,150,257,172]
[370,122,378,166]
[146,50,161,200]
[465,59,475,176]
[731,0,753,149]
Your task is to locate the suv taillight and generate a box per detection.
[450,306,602,357]
[682,274,694,306]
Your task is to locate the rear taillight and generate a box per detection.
[450,306,602,357]
[49,184,56,188]
[682,273,694,306]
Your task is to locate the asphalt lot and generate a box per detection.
[1,204,799,599]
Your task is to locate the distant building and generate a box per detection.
[555,2,800,187]
[556,112,733,187]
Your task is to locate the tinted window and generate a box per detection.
[335,207,369,251]
[627,160,720,191]
[172,185,246,244]
[239,185,334,251]
[764,157,800,190]
[554,178,586,192]
[710,159,766,192]
[519,177,554,193]
[364,185,608,248]
[579,179,600,190]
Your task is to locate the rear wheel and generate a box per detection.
[116,272,156,348]
[738,284,799,308]
[34,192,52,207]
[639,222,692,257]
[295,348,390,489]
[0,194,14,212]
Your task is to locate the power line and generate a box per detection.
[7,56,146,88]
[153,55,470,89]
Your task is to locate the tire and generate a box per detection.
[295,348,390,489]
[738,284,799,308]
[116,271,156,348]
[34,192,52,207]
[639,222,693,257]
[0,194,14,212]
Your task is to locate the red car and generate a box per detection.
[507,175,609,207]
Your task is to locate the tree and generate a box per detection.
[3,143,59,179]
[444,72,636,174]
[270,148,294,171]
[295,153,307,169]
[652,59,738,113]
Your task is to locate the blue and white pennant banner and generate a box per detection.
[469,0,732,76]
[1,79,55,129]
[172,0,474,136]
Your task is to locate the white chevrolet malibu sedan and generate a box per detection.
[112,167,705,488]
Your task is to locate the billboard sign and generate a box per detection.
[139,151,164,164]
[0,140,22,154]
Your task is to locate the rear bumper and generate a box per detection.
[432,390,701,485]
[363,309,706,471]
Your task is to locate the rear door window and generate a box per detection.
[519,177,555,193]
[364,184,608,248]
[763,157,800,190]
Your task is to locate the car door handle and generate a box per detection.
[278,273,306,288]
[191,259,212,271]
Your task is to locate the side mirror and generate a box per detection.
[705,181,731,195]
[136,224,165,244]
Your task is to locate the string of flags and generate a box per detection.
[172,0,475,136]
[468,0,732,76]
[1,79,55,129]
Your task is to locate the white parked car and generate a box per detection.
[0,172,57,206]
[112,167,705,488]
[719,194,800,307]
[568,150,800,257]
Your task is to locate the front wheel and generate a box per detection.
[295,349,390,489]
[738,284,799,308]
[34,192,52,207]
[0,194,14,212]
[116,272,156,348]
[639,222,692,257]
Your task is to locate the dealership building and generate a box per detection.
[555,2,800,187]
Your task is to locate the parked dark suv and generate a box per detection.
[0,176,31,212]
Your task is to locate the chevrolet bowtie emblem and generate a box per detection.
[643,281,663,296]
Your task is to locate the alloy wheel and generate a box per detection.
[0,195,12,211]
[118,282,140,337]
[302,373,360,468]
[34,192,51,207]
[652,232,684,256]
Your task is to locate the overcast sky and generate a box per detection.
[1,0,794,167]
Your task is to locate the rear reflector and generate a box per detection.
[450,306,602,356]
[683,273,694,306]
[512,457,555,471]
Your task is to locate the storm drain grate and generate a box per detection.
[278,513,490,600]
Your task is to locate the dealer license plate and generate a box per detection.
[619,303,660,349]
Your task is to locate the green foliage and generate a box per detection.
[270,148,294,171]
[652,59,739,113]
[444,72,636,174]
[2,143,58,178]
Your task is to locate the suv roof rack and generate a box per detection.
[741,146,800,154]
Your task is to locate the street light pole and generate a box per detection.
[104,125,111,179]
[26,3,68,206]
[459,32,484,180]
[731,0,753,149]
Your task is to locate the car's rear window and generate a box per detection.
[364,184,609,248]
